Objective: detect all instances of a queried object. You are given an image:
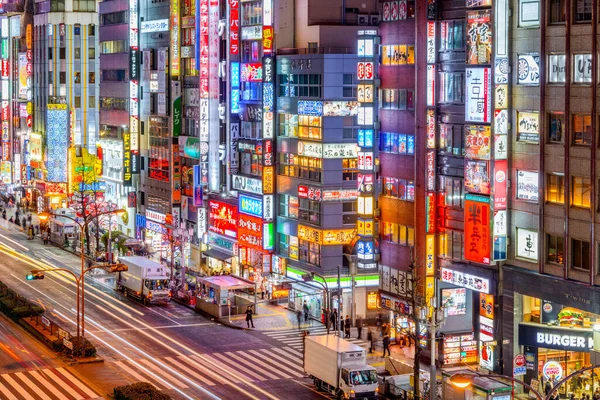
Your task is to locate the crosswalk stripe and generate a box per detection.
[0,379,18,400]
[114,361,165,390]
[177,356,234,385]
[240,350,301,378]
[271,347,304,362]
[248,349,305,376]
[29,370,70,400]
[211,353,267,381]
[55,368,99,399]
[230,351,294,380]
[2,374,36,400]
[196,354,254,383]
[43,370,84,400]
[16,372,53,400]
[137,359,189,389]
[162,357,216,387]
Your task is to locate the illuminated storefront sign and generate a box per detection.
[231,62,240,113]
[233,174,262,194]
[239,213,263,251]
[464,194,491,264]
[241,63,262,82]
[323,101,360,116]
[441,267,490,293]
[239,194,262,218]
[46,104,69,182]
[141,19,169,33]
[229,0,239,54]
[208,200,238,239]
[297,225,355,245]
[170,0,180,76]
[466,67,492,123]
[263,166,274,194]
[297,100,323,116]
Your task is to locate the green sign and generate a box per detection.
[172,96,182,137]
[263,223,274,250]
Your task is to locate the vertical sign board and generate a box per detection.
[172,144,181,204]
[129,0,139,180]
[229,0,239,55]
[123,131,132,186]
[356,30,378,269]
[207,0,220,192]
[46,104,69,183]
[198,0,209,189]
[170,0,180,77]
[426,3,437,283]
[464,194,491,264]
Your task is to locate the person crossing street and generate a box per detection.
[245,305,255,328]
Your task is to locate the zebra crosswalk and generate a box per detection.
[109,346,307,391]
[0,367,101,400]
[262,327,370,351]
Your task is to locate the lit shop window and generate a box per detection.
[242,41,262,63]
[380,132,415,155]
[380,89,414,110]
[546,234,564,265]
[240,81,262,101]
[279,195,300,219]
[571,176,591,208]
[438,20,465,51]
[100,40,127,54]
[438,231,464,261]
[342,158,359,181]
[298,115,322,140]
[381,222,415,247]
[240,153,263,177]
[381,45,415,65]
[278,154,322,182]
[572,113,592,145]
[439,124,464,156]
[299,240,321,266]
[547,112,564,143]
[240,121,261,139]
[381,177,415,201]
[546,174,565,204]
[439,72,464,103]
[279,114,299,137]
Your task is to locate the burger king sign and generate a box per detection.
[543,361,563,380]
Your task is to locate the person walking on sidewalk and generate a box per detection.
[367,328,375,353]
[41,229,48,245]
[303,300,310,322]
[344,315,351,338]
[296,309,302,329]
[245,305,255,328]
[330,309,338,330]
[382,332,391,357]
[356,315,363,339]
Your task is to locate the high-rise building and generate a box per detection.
[32,0,99,209]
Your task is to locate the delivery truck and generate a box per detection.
[304,335,379,399]
[116,256,171,305]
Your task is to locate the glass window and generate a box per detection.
[89,47,95,59]
[548,113,564,143]
[547,234,564,264]
[572,114,592,145]
[381,222,414,246]
[439,20,464,51]
[342,158,359,181]
[74,47,81,59]
[571,238,590,270]
[439,72,464,103]
[549,0,566,23]
[380,132,415,155]
[439,231,463,260]
[440,176,464,208]
[546,174,564,204]
[381,177,415,201]
[298,239,320,266]
[74,71,81,84]
[572,176,591,208]
[89,72,95,84]
[574,0,592,22]
[439,124,464,156]
[89,96,96,108]
[74,96,81,108]
[279,113,298,137]
[100,40,127,54]
[241,1,262,26]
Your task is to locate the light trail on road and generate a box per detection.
[0,242,283,400]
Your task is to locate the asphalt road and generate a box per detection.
[0,220,331,400]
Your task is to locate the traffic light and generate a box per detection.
[107,264,128,273]
[26,272,44,280]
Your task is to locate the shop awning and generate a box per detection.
[290,282,324,296]
[197,275,255,291]
[203,248,233,261]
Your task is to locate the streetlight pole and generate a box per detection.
[302,272,331,335]
[337,265,341,337]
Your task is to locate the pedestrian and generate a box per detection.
[2,210,5,219]
[245,305,255,328]
[8,216,12,223]
[356,315,363,339]
[344,315,351,338]
[260,282,265,300]
[303,300,310,322]
[331,308,338,330]
[296,309,302,329]
[381,322,387,336]
[382,333,391,357]
[27,214,32,224]
[321,309,326,324]
[41,229,48,245]
[340,316,344,335]
[21,217,26,228]
[367,328,374,353]
[27,225,33,240]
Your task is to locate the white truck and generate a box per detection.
[305,335,379,399]
[116,256,171,305]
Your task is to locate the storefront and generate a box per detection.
[289,282,324,319]
[503,266,600,397]
[204,232,237,276]
[437,262,499,371]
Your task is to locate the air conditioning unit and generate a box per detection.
[357,14,369,25]
[370,15,380,25]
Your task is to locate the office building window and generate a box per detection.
[380,89,414,110]
[240,153,263,177]
[440,176,464,208]
[279,74,321,98]
[439,231,463,260]
[100,97,128,111]
[299,240,321,266]
[89,47,95,59]
[571,238,590,270]
[546,174,565,204]
[101,69,127,82]
[74,96,81,108]
[100,11,128,26]
[74,72,81,84]
[549,0,566,23]
[571,176,591,208]
[74,47,81,59]
[279,195,299,219]
[439,72,464,103]
[279,113,298,137]
[241,1,262,26]
[279,154,322,182]
[59,48,66,60]
[89,72,95,84]
[380,132,415,155]
[59,72,66,84]
[547,234,564,264]
[572,114,592,145]
[89,96,95,108]
[439,20,464,51]
[100,40,127,54]
[439,124,465,156]
[381,222,414,246]
[342,202,358,225]
[381,177,415,201]
[574,0,592,22]
[298,115,321,140]
[342,158,359,181]
[548,112,564,143]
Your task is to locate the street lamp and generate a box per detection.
[302,272,330,335]
[344,253,358,326]
[38,208,126,356]
[26,263,127,358]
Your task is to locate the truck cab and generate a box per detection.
[143,278,171,304]
[339,367,379,398]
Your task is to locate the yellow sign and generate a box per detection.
[426,276,435,317]
[48,104,67,110]
[69,147,100,194]
[367,292,378,310]
[426,234,435,276]
[263,166,274,194]
[357,219,374,236]
[297,225,355,245]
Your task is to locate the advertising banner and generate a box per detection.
[464,194,491,264]
[46,104,69,182]
[466,10,492,65]
[466,68,492,123]
[465,160,490,194]
[465,125,491,160]
[208,200,238,239]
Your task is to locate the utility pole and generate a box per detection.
[429,299,437,400]
[337,265,341,336]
